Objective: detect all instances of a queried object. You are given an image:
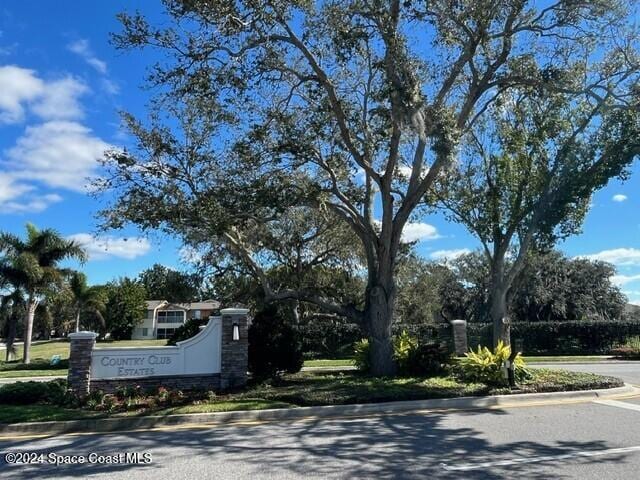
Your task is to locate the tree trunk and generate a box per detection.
[365,283,396,376]
[489,252,512,348]
[75,309,81,333]
[5,315,16,362]
[22,297,38,365]
[490,285,511,347]
[291,300,300,326]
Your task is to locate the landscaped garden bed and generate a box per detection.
[0,368,623,425]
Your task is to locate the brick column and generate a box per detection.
[68,331,97,396]
[450,319,468,356]
[220,308,249,390]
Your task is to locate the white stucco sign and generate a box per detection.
[91,316,222,380]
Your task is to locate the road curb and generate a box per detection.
[529,361,640,365]
[0,384,636,439]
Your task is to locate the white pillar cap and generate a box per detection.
[220,308,249,315]
[450,319,467,325]
[69,331,97,339]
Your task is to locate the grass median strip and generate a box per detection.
[0,369,624,425]
[303,359,355,368]
[0,369,67,379]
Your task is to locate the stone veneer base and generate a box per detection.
[90,374,221,393]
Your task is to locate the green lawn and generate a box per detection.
[0,404,104,424]
[236,369,623,406]
[303,359,355,368]
[0,369,67,379]
[156,399,294,415]
[304,356,616,368]
[3,340,70,363]
[0,339,167,378]
[0,369,623,424]
[523,355,613,363]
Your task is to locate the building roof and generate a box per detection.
[145,300,167,310]
[145,299,220,311]
[176,300,221,310]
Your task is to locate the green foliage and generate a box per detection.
[138,264,202,303]
[353,338,371,372]
[248,306,304,380]
[611,336,640,359]
[0,224,87,297]
[393,330,419,373]
[98,0,639,376]
[510,251,626,322]
[468,320,640,355]
[402,343,452,377]
[0,381,50,405]
[432,250,627,324]
[103,277,147,340]
[166,317,207,346]
[0,224,87,362]
[457,342,530,386]
[435,85,640,346]
[0,379,71,405]
[69,271,107,334]
[355,331,452,377]
[302,318,363,359]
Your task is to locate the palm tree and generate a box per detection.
[0,289,24,361]
[69,272,106,334]
[0,224,86,364]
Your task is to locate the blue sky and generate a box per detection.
[0,2,638,304]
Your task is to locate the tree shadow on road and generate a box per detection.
[0,407,632,479]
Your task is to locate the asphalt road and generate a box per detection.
[2,362,640,479]
[2,395,640,479]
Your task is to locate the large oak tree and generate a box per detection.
[101,0,638,374]
[435,86,639,346]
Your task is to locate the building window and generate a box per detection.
[194,310,201,319]
[156,328,177,339]
[157,311,185,324]
[142,328,148,337]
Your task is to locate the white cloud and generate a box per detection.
[430,248,472,262]
[0,172,62,214]
[401,222,440,243]
[0,172,32,203]
[0,65,88,123]
[31,77,88,120]
[613,194,628,202]
[5,121,111,192]
[2,194,63,214]
[68,233,151,260]
[0,64,110,214]
[0,65,43,123]
[67,39,107,74]
[101,78,120,95]
[580,248,640,266]
[611,274,640,286]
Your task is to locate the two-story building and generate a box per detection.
[132,299,221,340]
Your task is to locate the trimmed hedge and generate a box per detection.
[301,321,450,358]
[0,379,69,405]
[301,321,363,359]
[468,320,640,355]
[301,319,640,357]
